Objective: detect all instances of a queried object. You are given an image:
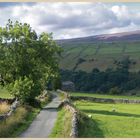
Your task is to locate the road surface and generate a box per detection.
[20,93,61,138]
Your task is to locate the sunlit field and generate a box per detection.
[75,100,140,137]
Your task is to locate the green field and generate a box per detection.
[70,92,140,100]
[75,100,140,137]
[59,41,140,72]
[0,86,13,99]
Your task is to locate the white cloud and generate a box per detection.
[0,2,140,39]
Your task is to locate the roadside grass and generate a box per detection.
[49,107,72,138]
[57,91,68,101]
[40,96,52,107]
[0,105,40,137]
[75,100,140,138]
[58,92,66,101]
[70,92,140,100]
[0,86,13,99]
[0,102,10,114]
[0,91,52,137]
[39,93,52,107]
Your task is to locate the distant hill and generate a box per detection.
[57,30,140,44]
[57,30,140,72]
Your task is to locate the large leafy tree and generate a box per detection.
[0,20,61,104]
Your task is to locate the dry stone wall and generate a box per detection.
[0,98,19,121]
[70,96,140,104]
[60,98,78,138]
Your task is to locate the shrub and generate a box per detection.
[109,87,121,95]
[9,76,41,105]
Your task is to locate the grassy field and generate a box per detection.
[49,107,72,138]
[75,100,140,137]
[0,86,13,99]
[70,92,140,100]
[59,41,140,72]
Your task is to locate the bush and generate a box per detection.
[51,76,62,90]
[109,87,121,95]
[9,76,41,105]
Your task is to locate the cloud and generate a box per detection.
[0,2,140,39]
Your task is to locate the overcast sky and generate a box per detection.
[0,2,140,39]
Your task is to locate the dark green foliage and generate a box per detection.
[51,75,62,90]
[0,20,61,104]
[116,56,131,69]
[109,87,121,95]
[8,77,38,103]
[60,65,140,94]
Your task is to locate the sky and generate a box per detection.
[0,2,140,39]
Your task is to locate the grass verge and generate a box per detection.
[0,105,40,137]
[49,107,72,138]
[39,93,52,107]
[0,91,52,137]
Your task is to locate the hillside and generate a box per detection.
[57,30,140,44]
[57,30,140,72]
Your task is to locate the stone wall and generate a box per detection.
[60,99,78,138]
[58,90,140,138]
[0,98,19,121]
[70,96,140,104]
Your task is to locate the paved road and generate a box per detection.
[20,93,61,138]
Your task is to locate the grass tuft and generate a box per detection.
[0,105,40,137]
[0,102,10,114]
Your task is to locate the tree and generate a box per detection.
[51,74,62,90]
[0,20,61,104]
[109,87,121,95]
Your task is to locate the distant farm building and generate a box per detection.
[61,81,75,91]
